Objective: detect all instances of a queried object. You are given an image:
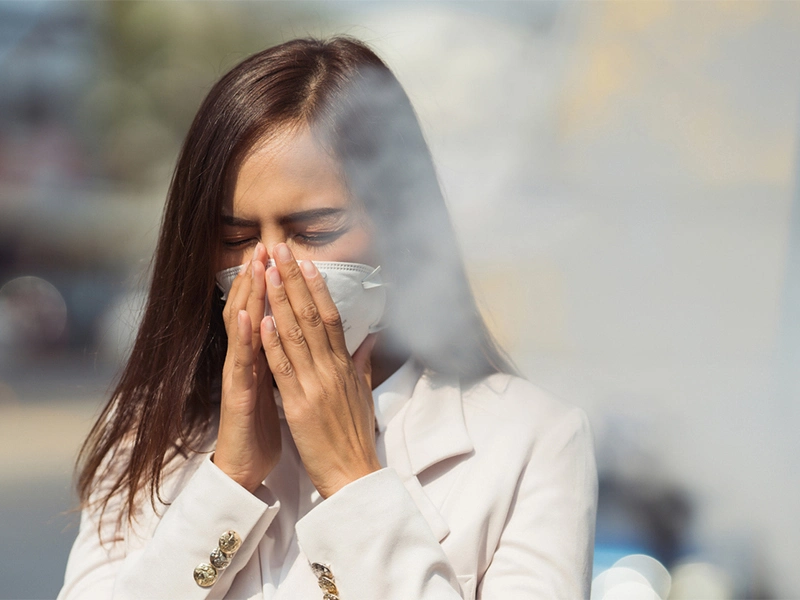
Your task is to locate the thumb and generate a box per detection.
[352,333,378,389]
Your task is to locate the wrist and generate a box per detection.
[318,462,382,499]
[211,452,264,494]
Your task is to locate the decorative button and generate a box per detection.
[210,547,232,570]
[318,575,338,595]
[310,561,338,598]
[311,563,333,580]
[218,530,242,555]
[193,563,218,587]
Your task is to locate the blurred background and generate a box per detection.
[1,1,798,598]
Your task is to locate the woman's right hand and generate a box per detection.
[214,242,282,493]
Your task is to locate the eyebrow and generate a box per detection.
[221,214,259,227]
[221,208,347,227]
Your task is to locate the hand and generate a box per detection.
[215,242,282,493]
[260,242,382,499]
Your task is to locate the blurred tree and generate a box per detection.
[84,1,317,186]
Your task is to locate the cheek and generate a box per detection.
[215,246,255,273]
[343,213,378,265]
[342,226,376,265]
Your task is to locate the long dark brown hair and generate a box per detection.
[78,36,516,527]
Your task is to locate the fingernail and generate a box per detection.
[239,259,251,275]
[237,310,247,326]
[255,241,264,259]
[300,260,317,278]
[275,243,292,264]
[267,266,282,287]
[262,315,275,332]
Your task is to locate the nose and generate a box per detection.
[243,241,268,269]
[254,238,301,267]
[253,231,285,264]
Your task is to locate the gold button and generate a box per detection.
[311,563,333,580]
[210,547,231,570]
[218,530,242,555]
[193,563,218,587]
[318,575,338,595]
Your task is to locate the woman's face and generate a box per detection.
[216,125,374,272]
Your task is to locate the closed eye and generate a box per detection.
[222,237,257,248]
[294,229,347,246]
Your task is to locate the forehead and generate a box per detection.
[227,126,350,217]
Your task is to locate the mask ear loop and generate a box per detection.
[361,266,389,333]
[361,265,383,289]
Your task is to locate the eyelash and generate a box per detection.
[222,230,345,249]
[294,230,345,246]
[222,238,255,248]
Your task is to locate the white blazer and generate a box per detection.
[58,367,598,600]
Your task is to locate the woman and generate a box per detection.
[59,37,597,600]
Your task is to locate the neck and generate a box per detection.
[370,334,410,389]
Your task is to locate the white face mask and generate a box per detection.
[215,260,386,355]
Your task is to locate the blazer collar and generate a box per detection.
[380,368,474,542]
[402,369,474,476]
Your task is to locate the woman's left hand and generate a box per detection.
[259,242,382,498]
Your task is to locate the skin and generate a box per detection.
[214,125,388,498]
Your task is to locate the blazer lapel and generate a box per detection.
[403,370,473,475]
[383,370,474,542]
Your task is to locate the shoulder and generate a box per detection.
[458,373,592,456]
[461,372,587,431]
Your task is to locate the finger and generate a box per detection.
[260,314,304,398]
[272,243,331,358]
[352,333,378,390]
[265,264,316,373]
[232,310,255,394]
[298,259,349,358]
[223,259,252,333]
[247,244,267,350]
[255,350,273,393]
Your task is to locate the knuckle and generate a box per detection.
[298,303,322,327]
[232,351,249,371]
[321,309,343,330]
[284,264,304,283]
[311,275,328,293]
[273,357,294,379]
[283,324,306,347]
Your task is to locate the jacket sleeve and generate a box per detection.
[294,468,466,599]
[292,402,597,600]
[478,406,598,599]
[58,455,280,600]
